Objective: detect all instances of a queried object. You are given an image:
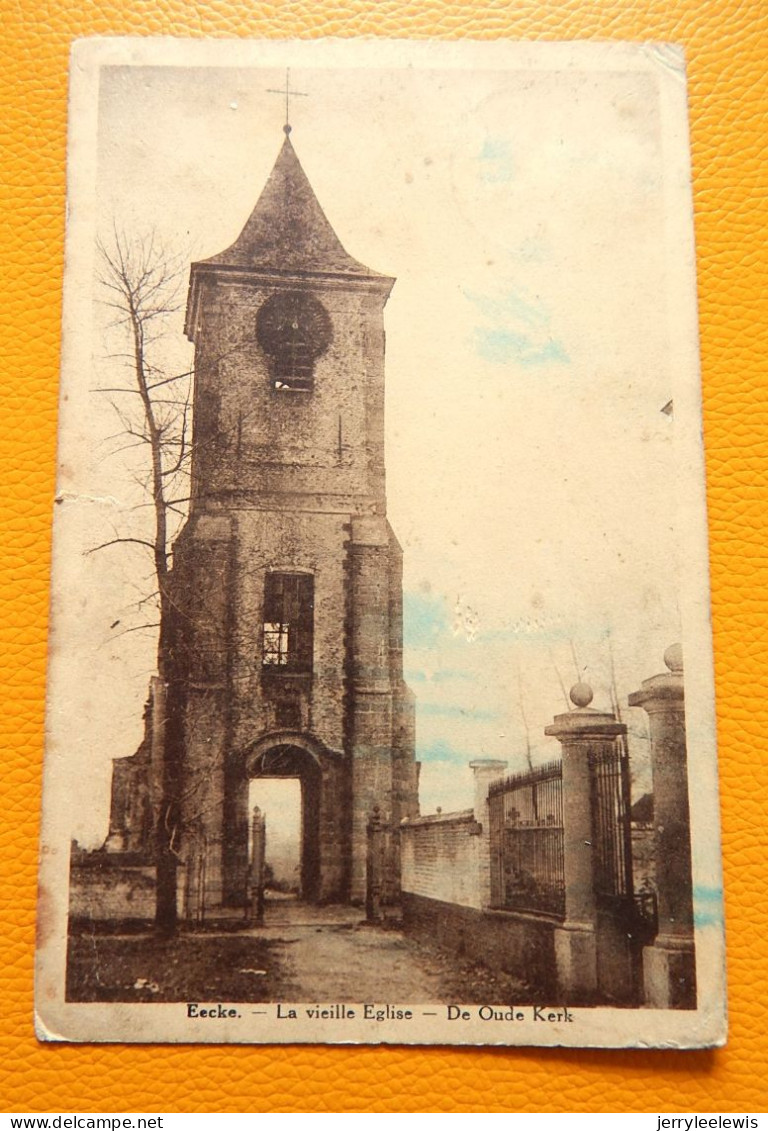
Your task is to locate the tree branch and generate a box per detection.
[87,537,157,555]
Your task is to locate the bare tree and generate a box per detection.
[94,229,192,663]
[94,229,192,931]
[513,663,534,772]
[548,646,572,712]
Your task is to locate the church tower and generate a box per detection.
[167,127,419,913]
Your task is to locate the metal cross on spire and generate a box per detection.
[267,68,308,136]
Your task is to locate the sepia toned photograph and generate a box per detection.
[36,38,725,1047]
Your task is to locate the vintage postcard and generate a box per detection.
[36,38,725,1047]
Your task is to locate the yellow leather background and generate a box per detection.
[2,0,766,1114]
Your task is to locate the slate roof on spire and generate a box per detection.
[199,135,385,277]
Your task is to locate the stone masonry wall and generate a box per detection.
[402,893,558,998]
[191,279,387,509]
[400,811,484,910]
[69,861,156,922]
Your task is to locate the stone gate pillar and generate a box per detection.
[629,643,696,1009]
[545,683,626,1002]
[247,805,266,926]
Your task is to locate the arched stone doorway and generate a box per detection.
[242,732,335,904]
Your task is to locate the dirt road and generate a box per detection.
[67,899,532,1004]
[258,901,450,1002]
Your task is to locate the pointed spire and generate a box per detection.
[200,135,384,277]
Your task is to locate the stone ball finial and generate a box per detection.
[570,681,593,708]
[664,643,684,673]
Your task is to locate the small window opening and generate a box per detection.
[262,573,314,673]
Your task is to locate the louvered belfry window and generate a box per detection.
[256,290,333,393]
[262,573,314,672]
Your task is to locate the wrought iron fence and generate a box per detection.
[488,761,565,917]
[488,738,637,922]
[588,737,634,900]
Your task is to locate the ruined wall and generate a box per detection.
[69,856,156,922]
